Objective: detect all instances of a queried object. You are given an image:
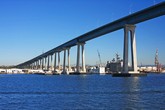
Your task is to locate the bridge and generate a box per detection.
[16,2,165,74]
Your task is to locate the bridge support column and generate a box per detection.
[33,62,34,69]
[47,55,50,71]
[45,56,48,70]
[34,62,35,69]
[81,43,86,72]
[58,52,60,71]
[35,61,37,69]
[62,49,66,73]
[42,58,44,70]
[44,57,46,70]
[38,60,40,69]
[28,63,31,69]
[51,54,53,71]
[45,57,46,70]
[67,48,71,72]
[54,52,57,71]
[76,43,80,72]
[37,60,39,69]
[34,61,36,69]
[30,63,32,69]
[123,24,138,73]
[76,42,86,73]
[32,63,34,69]
[27,64,29,69]
[40,59,42,70]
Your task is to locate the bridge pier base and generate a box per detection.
[76,43,80,73]
[50,54,53,71]
[44,57,47,70]
[40,59,42,70]
[47,55,50,71]
[54,52,57,72]
[58,52,61,72]
[62,49,67,74]
[67,48,71,73]
[122,24,138,74]
[76,42,86,74]
[53,52,61,74]
[42,58,44,70]
[81,43,86,73]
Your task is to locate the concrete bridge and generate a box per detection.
[16,2,165,74]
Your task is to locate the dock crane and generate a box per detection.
[97,50,102,67]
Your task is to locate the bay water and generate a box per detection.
[0,73,165,109]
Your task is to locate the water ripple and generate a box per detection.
[0,90,165,95]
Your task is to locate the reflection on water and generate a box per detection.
[121,77,143,109]
[0,74,165,109]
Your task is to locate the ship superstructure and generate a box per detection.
[106,53,123,73]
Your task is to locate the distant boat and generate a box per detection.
[88,66,105,74]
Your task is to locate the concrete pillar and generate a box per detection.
[51,54,53,71]
[37,60,39,69]
[33,62,35,69]
[30,63,32,69]
[34,62,35,69]
[58,52,60,71]
[63,49,66,73]
[81,43,86,72]
[47,55,50,71]
[40,59,42,70]
[122,24,138,73]
[123,26,129,73]
[34,62,36,69]
[32,63,34,69]
[130,27,138,72]
[35,61,37,69]
[42,58,44,70]
[54,52,57,71]
[34,61,36,69]
[67,48,71,72]
[38,60,40,69]
[45,56,47,70]
[76,43,80,72]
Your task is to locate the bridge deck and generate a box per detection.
[17,2,165,67]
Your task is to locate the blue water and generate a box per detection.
[0,74,165,110]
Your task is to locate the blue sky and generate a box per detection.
[0,0,165,66]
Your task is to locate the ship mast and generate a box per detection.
[155,49,159,72]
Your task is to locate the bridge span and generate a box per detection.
[17,2,165,74]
